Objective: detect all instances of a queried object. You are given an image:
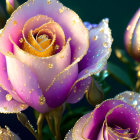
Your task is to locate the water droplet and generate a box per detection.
[48,63,53,69]
[6,94,12,101]
[93,36,98,41]
[13,20,17,25]
[47,0,51,4]
[39,95,46,105]
[103,42,108,48]
[100,28,104,33]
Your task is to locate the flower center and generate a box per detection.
[20,15,65,57]
[112,125,134,138]
[22,31,57,57]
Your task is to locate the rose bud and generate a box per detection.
[0,126,20,140]
[0,0,112,114]
[65,99,140,140]
[124,8,140,62]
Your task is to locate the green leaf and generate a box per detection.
[107,62,134,89]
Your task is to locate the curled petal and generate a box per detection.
[44,62,78,108]
[72,113,91,140]
[0,52,25,103]
[103,104,140,139]
[0,52,12,90]
[6,54,51,113]
[79,18,112,72]
[66,74,91,104]
[66,59,107,104]
[0,86,28,113]
[67,19,112,104]
[12,37,71,93]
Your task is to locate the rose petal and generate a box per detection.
[130,18,140,60]
[66,74,91,104]
[67,19,112,104]
[32,19,65,48]
[64,130,72,140]
[6,54,51,113]
[22,15,65,53]
[0,86,28,113]
[72,113,91,140]
[0,52,12,90]
[43,0,89,62]
[124,8,140,56]
[72,100,134,139]
[66,59,107,104]
[12,37,71,93]
[0,0,88,63]
[44,62,78,108]
[0,52,25,103]
[104,104,139,139]
[79,18,112,72]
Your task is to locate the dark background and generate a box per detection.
[0,0,139,139]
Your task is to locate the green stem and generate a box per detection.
[45,106,63,140]
[37,113,45,140]
[45,114,56,137]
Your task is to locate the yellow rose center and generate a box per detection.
[22,31,58,57]
[19,15,65,57]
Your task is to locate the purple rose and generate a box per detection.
[0,0,112,113]
[65,99,140,140]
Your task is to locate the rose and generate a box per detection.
[0,0,112,113]
[124,8,140,62]
[0,126,21,140]
[65,99,140,140]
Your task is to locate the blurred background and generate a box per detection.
[0,0,139,139]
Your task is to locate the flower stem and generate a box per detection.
[37,113,45,140]
[45,106,63,140]
[136,65,140,92]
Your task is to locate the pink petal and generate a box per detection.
[6,54,51,113]
[12,37,71,93]
[79,19,112,73]
[0,52,12,90]
[0,86,28,113]
[44,62,78,108]
[0,52,25,103]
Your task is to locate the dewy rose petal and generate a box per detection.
[0,0,112,113]
[65,99,140,140]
